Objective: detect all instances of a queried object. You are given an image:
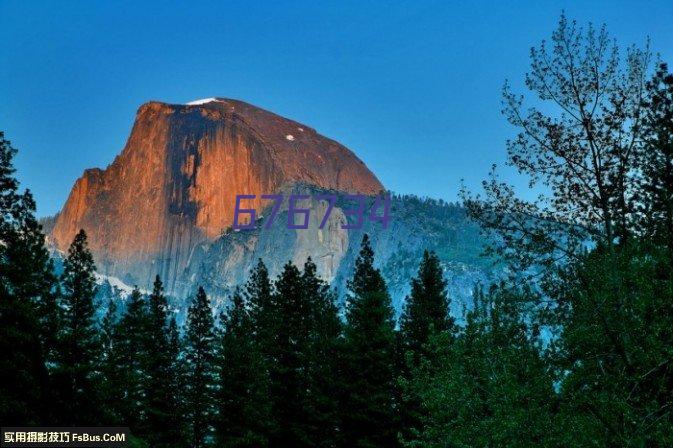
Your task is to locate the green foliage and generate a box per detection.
[550,244,673,446]
[144,276,184,447]
[407,286,556,448]
[167,315,188,441]
[640,62,673,252]
[400,249,455,360]
[267,262,310,445]
[243,257,343,447]
[54,229,102,425]
[0,132,57,424]
[0,279,48,424]
[341,235,400,448]
[246,259,275,356]
[98,279,185,444]
[399,249,456,443]
[215,288,272,448]
[114,288,149,430]
[451,18,673,446]
[184,286,217,447]
[99,297,124,423]
[301,258,343,448]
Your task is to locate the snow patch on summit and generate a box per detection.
[186,98,222,106]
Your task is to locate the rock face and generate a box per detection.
[51,99,383,290]
[179,187,493,318]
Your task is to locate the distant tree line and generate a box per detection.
[2,13,673,448]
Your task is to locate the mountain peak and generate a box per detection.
[51,98,383,291]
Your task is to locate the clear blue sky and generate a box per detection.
[1,0,672,217]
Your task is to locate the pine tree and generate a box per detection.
[268,261,314,447]
[0,132,58,424]
[341,235,399,448]
[110,288,148,433]
[641,62,673,255]
[243,257,343,447]
[301,258,342,448]
[244,259,279,439]
[399,250,455,443]
[99,297,124,423]
[184,286,217,447]
[144,276,183,447]
[55,229,102,425]
[6,191,60,377]
[246,259,275,355]
[167,314,188,446]
[215,288,272,448]
[0,276,48,424]
[400,250,454,360]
